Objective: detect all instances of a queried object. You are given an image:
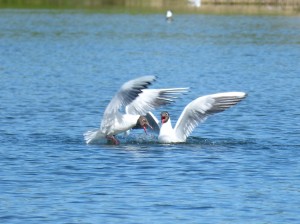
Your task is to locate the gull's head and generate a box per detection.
[161,111,170,124]
[137,116,153,134]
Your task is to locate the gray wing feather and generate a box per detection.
[125,88,189,115]
[145,112,160,134]
[174,92,247,141]
[100,76,156,131]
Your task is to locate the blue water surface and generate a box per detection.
[0,10,300,223]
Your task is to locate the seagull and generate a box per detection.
[84,76,188,145]
[166,10,173,22]
[147,92,247,143]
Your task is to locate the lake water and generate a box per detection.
[1,9,300,223]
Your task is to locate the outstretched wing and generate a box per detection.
[101,76,156,131]
[125,88,189,115]
[174,92,247,142]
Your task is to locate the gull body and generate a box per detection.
[156,92,247,143]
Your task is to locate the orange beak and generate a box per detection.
[143,123,153,135]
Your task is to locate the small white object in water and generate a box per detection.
[166,10,173,21]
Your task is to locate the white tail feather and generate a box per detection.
[84,129,105,144]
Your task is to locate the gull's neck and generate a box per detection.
[160,117,173,132]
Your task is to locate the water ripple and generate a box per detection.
[1,11,300,224]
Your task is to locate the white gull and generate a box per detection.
[84,76,188,144]
[146,92,247,143]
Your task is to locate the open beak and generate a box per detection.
[161,116,166,123]
[143,125,148,135]
[143,123,153,135]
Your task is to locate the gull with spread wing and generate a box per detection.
[146,92,247,143]
[84,76,188,144]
